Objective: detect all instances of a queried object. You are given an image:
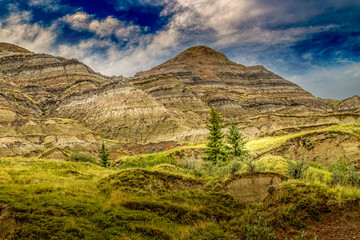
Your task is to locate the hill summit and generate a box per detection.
[162,45,233,65]
[0,42,359,158]
[134,45,324,117]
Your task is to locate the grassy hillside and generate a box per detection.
[1,154,360,239]
[1,123,360,239]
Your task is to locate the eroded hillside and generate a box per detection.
[0,42,359,158]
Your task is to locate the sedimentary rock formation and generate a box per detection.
[135,46,327,117]
[0,42,358,156]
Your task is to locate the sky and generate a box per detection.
[0,0,359,99]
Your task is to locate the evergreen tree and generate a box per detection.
[99,142,110,167]
[226,120,247,158]
[204,106,227,164]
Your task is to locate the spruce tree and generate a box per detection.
[204,106,227,164]
[99,142,110,167]
[226,120,247,158]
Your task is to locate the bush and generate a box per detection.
[246,213,276,240]
[182,153,200,170]
[348,163,360,187]
[195,157,244,177]
[119,155,177,169]
[229,158,243,174]
[245,157,257,173]
[329,158,360,187]
[66,152,98,164]
[287,157,309,179]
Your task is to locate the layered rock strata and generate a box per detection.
[135,46,327,117]
[0,42,358,155]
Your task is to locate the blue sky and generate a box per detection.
[0,0,359,99]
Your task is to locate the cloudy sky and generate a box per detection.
[0,0,359,99]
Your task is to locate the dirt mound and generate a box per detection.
[0,203,17,239]
[98,168,203,194]
[224,172,285,203]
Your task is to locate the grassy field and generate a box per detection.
[1,153,360,239]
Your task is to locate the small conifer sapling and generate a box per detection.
[99,142,110,167]
[226,120,247,159]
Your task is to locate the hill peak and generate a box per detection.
[0,42,31,54]
[167,45,231,65]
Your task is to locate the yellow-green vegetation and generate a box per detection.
[37,148,72,158]
[246,123,360,155]
[1,109,360,239]
[1,152,360,239]
[118,143,205,165]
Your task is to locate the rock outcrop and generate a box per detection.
[55,78,190,143]
[331,96,360,113]
[0,42,358,156]
[134,46,327,118]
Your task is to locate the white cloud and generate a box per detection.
[62,12,92,31]
[46,0,353,82]
[0,6,56,53]
[63,12,141,40]
[286,62,360,100]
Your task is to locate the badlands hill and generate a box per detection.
[1,42,360,239]
[0,42,359,159]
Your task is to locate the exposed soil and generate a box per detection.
[225,173,284,203]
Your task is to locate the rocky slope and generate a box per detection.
[0,42,358,156]
[0,43,188,155]
[54,78,190,143]
[330,96,360,113]
[134,46,327,117]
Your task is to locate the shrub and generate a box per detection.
[182,153,199,170]
[66,152,98,164]
[119,155,177,169]
[328,157,348,173]
[348,163,360,187]
[329,158,360,187]
[229,158,243,174]
[245,157,257,173]
[246,213,276,240]
[287,157,309,179]
[304,137,314,150]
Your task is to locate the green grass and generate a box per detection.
[116,143,206,168]
[1,145,360,239]
[0,157,244,239]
